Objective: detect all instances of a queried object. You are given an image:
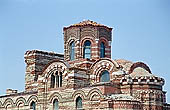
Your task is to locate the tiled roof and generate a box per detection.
[115,59,133,73]
[24,50,64,57]
[115,59,133,65]
[0,91,37,98]
[72,20,104,26]
[64,20,112,30]
[104,94,136,101]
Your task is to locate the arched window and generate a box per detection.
[53,99,59,110]
[83,40,91,59]
[70,41,75,60]
[59,72,62,87]
[100,42,105,58]
[100,70,110,82]
[76,97,82,110]
[30,101,36,110]
[51,74,55,88]
[50,71,62,88]
[56,71,59,87]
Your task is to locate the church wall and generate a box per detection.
[24,50,64,92]
[1,20,170,110]
[0,91,38,110]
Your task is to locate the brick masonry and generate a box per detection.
[0,20,170,110]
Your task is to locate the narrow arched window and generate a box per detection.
[59,72,62,87]
[70,41,75,60]
[53,99,59,110]
[56,71,59,87]
[100,42,105,58]
[76,97,82,110]
[83,40,91,59]
[30,101,36,110]
[51,74,55,88]
[100,70,110,82]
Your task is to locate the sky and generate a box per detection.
[0,0,170,103]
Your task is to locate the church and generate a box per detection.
[0,20,170,110]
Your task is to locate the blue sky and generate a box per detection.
[0,0,170,103]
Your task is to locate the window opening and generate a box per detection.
[70,42,75,60]
[76,96,82,110]
[83,40,91,59]
[100,70,110,82]
[100,42,105,58]
[53,99,59,110]
[30,101,36,110]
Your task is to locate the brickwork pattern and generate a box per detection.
[0,20,170,110]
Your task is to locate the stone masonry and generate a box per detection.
[0,20,170,110]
